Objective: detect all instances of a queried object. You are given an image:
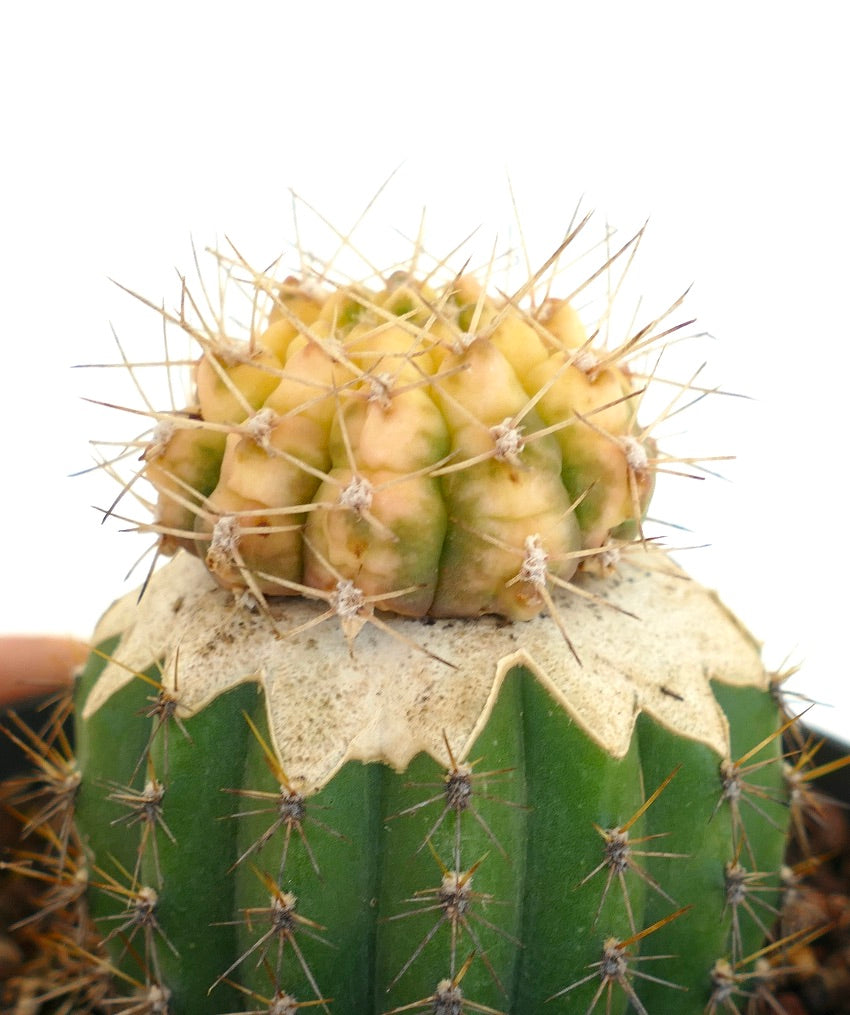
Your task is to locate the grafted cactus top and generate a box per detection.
[144,270,652,620]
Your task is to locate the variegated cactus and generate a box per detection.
[1,209,812,1014]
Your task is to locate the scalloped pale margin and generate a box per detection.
[84,548,766,793]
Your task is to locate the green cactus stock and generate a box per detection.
[0,200,822,1014]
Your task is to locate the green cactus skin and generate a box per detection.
[70,549,789,1015]
[1,222,802,1014]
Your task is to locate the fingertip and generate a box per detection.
[0,635,90,706]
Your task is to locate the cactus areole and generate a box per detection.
[65,220,790,1014]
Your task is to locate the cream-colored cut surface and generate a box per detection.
[85,549,766,793]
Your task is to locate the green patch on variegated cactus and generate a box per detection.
[1,206,811,1015]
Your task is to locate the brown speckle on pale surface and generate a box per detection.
[86,549,766,794]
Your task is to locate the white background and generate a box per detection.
[2,3,848,742]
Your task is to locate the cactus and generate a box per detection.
[0,207,816,1014]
